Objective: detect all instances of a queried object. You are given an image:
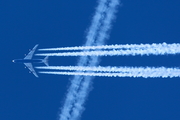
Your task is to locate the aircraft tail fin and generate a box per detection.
[43,56,49,66]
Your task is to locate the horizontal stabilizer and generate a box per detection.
[43,56,49,66]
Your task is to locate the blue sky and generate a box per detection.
[0,0,180,120]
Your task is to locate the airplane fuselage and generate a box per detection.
[13,59,43,63]
[12,44,49,77]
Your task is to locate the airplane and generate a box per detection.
[12,44,49,77]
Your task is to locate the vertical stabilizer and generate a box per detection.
[43,56,49,66]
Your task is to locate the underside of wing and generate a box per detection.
[24,44,39,59]
[24,63,39,77]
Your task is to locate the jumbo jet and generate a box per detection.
[12,44,48,77]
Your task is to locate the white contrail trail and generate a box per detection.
[39,66,180,78]
[59,0,108,119]
[36,44,180,57]
[36,66,180,75]
[58,0,119,120]
[38,43,180,51]
[69,1,120,120]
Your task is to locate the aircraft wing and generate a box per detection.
[24,44,39,59]
[24,63,39,77]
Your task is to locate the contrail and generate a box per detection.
[36,66,180,76]
[58,0,108,119]
[57,0,120,120]
[67,0,120,120]
[36,43,180,57]
[38,42,180,51]
[39,66,180,78]
[69,1,120,120]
